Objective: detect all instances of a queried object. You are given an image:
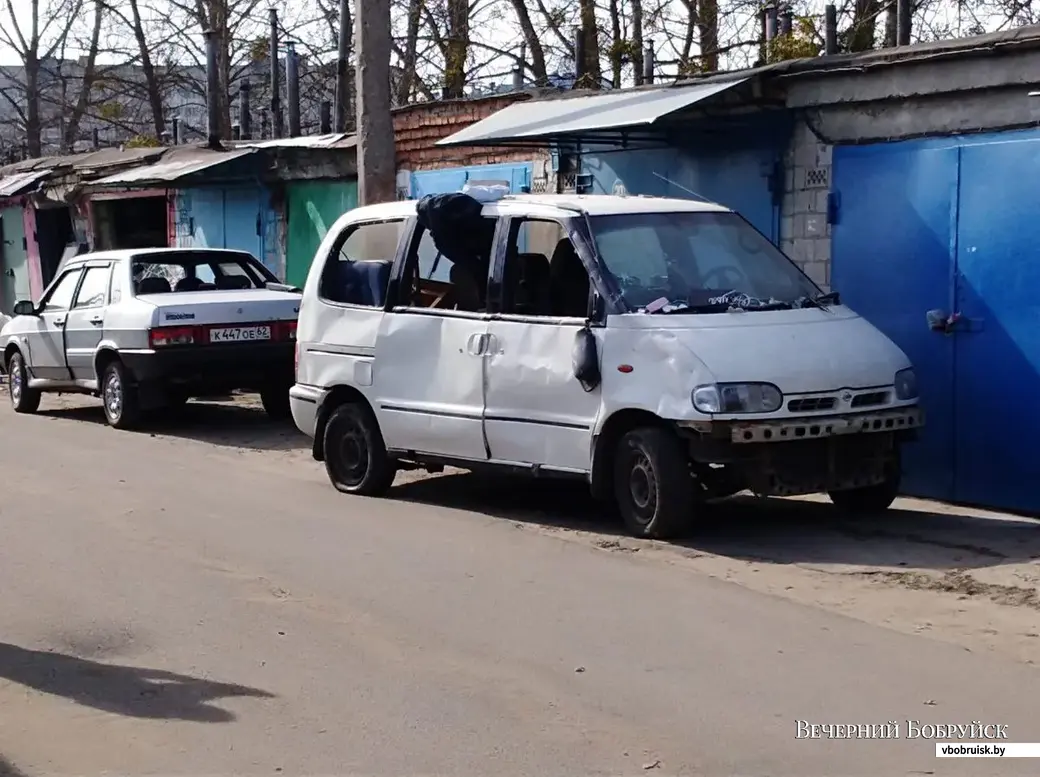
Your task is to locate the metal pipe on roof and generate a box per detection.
[320,100,332,133]
[239,80,252,140]
[572,25,585,86]
[764,5,778,42]
[334,0,350,132]
[896,0,911,46]
[824,5,838,55]
[643,39,654,84]
[171,116,180,145]
[269,8,284,139]
[286,42,301,137]
[513,43,525,89]
[204,29,221,149]
[779,7,793,36]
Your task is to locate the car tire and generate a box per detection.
[101,360,142,430]
[323,402,397,496]
[260,382,291,420]
[7,352,41,414]
[613,425,693,539]
[828,467,901,514]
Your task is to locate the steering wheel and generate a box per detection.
[702,265,748,291]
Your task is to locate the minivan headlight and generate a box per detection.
[894,368,918,400]
[692,383,783,414]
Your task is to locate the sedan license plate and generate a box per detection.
[210,325,271,343]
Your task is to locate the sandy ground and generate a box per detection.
[0,391,1037,776]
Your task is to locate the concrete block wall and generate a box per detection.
[781,121,833,292]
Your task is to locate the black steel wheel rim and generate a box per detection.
[626,447,657,525]
[333,417,370,486]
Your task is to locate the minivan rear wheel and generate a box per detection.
[260,382,291,420]
[613,426,693,539]
[323,402,397,496]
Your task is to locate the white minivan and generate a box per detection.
[290,190,922,538]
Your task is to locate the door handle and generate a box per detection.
[484,333,499,354]
[89,316,103,325]
[53,318,65,327]
[465,332,486,356]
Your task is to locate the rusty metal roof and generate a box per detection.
[89,148,256,187]
[0,169,51,197]
[236,133,356,149]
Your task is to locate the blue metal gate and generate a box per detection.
[832,129,1040,513]
[410,163,533,199]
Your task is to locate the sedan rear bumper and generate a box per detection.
[120,342,294,389]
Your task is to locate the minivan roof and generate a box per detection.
[343,192,733,223]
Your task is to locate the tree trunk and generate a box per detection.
[128,0,166,138]
[442,0,469,98]
[577,0,601,89]
[698,0,719,72]
[63,0,104,151]
[631,0,644,85]
[508,0,547,86]
[849,0,879,52]
[396,0,421,103]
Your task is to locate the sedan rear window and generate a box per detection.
[132,251,276,295]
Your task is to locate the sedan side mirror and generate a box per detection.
[12,300,36,317]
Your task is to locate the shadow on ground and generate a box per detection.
[391,472,1040,574]
[0,642,274,722]
[38,395,308,453]
[0,756,28,777]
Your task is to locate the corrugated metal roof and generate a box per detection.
[437,79,748,146]
[89,148,256,186]
[240,133,355,149]
[0,169,50,197]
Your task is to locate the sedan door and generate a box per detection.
[63,262,112,382]
[23,267,83,381]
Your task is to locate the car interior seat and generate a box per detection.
[548,240,590,317]
[137,276,172,295]
[511,252,551,315]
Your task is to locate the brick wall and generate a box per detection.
[781,121,833,292]
[393,94,549,171]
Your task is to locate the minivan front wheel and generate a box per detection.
[613,426,693,539]
[828,459,901,515]
[323,402,397,496]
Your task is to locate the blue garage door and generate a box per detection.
[832,129,1040,513]
[583,146,780,242]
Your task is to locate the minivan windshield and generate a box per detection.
[589,211,822,312]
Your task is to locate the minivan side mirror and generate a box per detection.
[12,300,36,317]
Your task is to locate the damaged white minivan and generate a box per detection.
[290,189,923,538]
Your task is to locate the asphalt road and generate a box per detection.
[1,398,1038,776]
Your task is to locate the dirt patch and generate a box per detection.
[856,569,1040,609]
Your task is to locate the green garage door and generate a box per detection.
[285,180,358,288]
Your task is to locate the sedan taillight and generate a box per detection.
[149,325,196,348]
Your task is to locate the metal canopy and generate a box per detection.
[0,169,51,197]
[89,148,256,187]
[437,78,748,147]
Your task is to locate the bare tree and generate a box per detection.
[0,0,83,156]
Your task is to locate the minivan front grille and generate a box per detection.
[788,397,837,413]
[851,391,889,408]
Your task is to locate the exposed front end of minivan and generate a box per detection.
[599,306,922,523]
